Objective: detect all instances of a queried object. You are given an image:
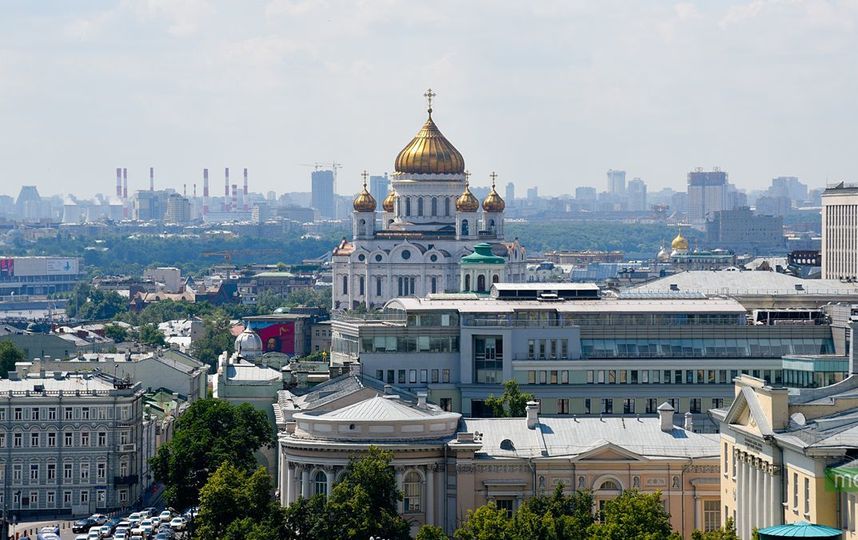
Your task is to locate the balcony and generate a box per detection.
[114,475,139,486]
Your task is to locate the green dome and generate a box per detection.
[758,521,842,539]
[461,243,505,265]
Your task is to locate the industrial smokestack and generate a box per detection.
[243,168,249,211]
[149,167,154,192]
[203,169,209,216]
[231,184,238,213]
[183,184,187,197]
[122,168,128,199]
[193,184,197,198]
[115,168,122,199]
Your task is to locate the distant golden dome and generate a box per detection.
[353,177,376,212]
[382,189,396,212]
[482,174,505,212]
[394,113,465,175]
[671,231,689,251]
[456,183,479,212]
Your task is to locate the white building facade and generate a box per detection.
[332,94,526,310]
[821,184,858,280]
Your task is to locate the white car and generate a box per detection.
[90,514,109,525]
[87,531,101,540]
[127,512,143,526]
[170,516,187,531]
[114,532,127,540]
[140,518,155,535]
[75,535,89,540]
[159,510,173,522]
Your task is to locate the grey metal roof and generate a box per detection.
[634,270,858,296]
[313,395,447,421]
[461,416,719,460]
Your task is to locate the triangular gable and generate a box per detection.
[722,386,773,437]
[572,441,648,462]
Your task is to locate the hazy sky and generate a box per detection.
[2,0,857,199]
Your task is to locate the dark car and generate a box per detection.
[106,517,124,533]
[72,518,97,533]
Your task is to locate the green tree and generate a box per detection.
[255,290,288,314]
[150,399,274,509]
[0,340,25,378]
[484,380,534,417]
[416,524,448,540]
[588,490,679,540]
[692,518,740,540]
[137,323,166,347]
[194,463,282,540]
[103,323,128,343]
[67,283,128,320]
[454,503,513,540]
[280,446,410,540]
[191,313,234,367]
[512,484,594,540]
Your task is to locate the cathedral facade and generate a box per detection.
[331,93,526,310]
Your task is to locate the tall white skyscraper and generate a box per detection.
[606,169,626,194]
[821,183,858,280]
[687,169,728,225]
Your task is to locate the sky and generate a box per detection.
[1,0,857,199]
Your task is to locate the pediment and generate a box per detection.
[723,386,771,437]
[573,442,646,462]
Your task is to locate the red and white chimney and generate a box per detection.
[231,184,238,213]
[224,168,230,210]
[243,168,249,211]
[115,168,122,198]
[203,169,210,216]
[149,167,154,192]
[122,168,128,199]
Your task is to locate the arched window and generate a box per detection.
[314,470,328,496]
[431,277,437,294]
[464,275,471,291]
[488,219,495,232]
[492,274,500,284]
[403,471,423,512]
[461,219,469,236]
[342,275,348,295]
[444,198,450,216]
[477,274,486,292]
[405,198,412,216]
[417,197,424,216]
[598,479,621,491]
[431,197,438,216]
[359,276,365,296]
[359,218,366,236]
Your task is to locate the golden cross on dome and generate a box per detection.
[361,170,369,187]
[464,169,471,185]
[424,88,436,115]
[490,171,498,188]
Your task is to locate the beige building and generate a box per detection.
[714,369,858,539]
[275,375,721,537]
[822,183,858,280]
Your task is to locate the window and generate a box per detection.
[120,461,128,477]
[120,431,129,445]
[712,398,724,409]
[793,472,798,509]
[64,463,73,481]
[646,399,657,414]
[31,408,39,421]
[420,369,428,384]
[47,432,56,447]
[82,407,90,419]
[64,432,73,446]
[398,370,406,384]
[431,369,439,384]
[376,277,382,297]
[623,399,635,414]
[30,463,39,481]
[690,398,701,414]
[403,471,423,512]
[601,398,613,414]
[723,443,728,476]
[313,470,327,496]
[119,490,128,504]
[64,407,73,420]
[409,370,417,384]
[29,491,38,507]
[81,432,90,447]
[375,369,384,381]
[96,489,106,506]
[13,464,22,483]
[47,463,56,481]
[732,449,736,478]
[417,197,423,216]
[0,409,4,421]
[97,463,106,481]
[97,432,106,447]
[80,490,89,504]
[585,398,591,414]
[342,275,348,295]
[80,462,90,482]
[496,498,514,518]
[63,491,72,506]
[14,433,22,448]
[804,478,810,514]
[14,408,22,420]
[30,432,39,447]
[558,399,569,414]
[358,276,364,296]
[442,369,450,383]
[47,491,55,507]
[0,433,4,448]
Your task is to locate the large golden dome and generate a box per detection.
[394,113,465,175]
[482,174,505,212]
[382,189,396,212]
[456,183,479,212]
[352,176,376,212]
[671,230,689,251]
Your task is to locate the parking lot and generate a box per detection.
[8,508,193,540]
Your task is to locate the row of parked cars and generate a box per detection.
[68,507,197,540]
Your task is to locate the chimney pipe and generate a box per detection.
[231,184,237,212]
[526,400,539,429]
[417,391,428,409]
[243,168,249,211]
[658,402,675,432]
[183,183,186,197]
[224,167,230,211]
[122,168,128,199]
[115,168,122,198]
[684,412,694,431]
[149,167,154,192]
[383,384,393,395]
[203,169,210,215]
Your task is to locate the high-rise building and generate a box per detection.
[505,182,515,204]
[769,176,808,204]
[687,169,729,224]
[526,186,539,201]
[606,169,626,194]
[821,184,858,280]
[369,174,389,207]
[164,193,191,224]
[627,177,647,211]
[311,170,336,220]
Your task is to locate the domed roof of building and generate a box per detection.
[656,245,670,262]
[461,243,506,265]
[482,174,505,212]
[456,181,480,212]
[671,230,689,251]
[234,326,263,357]
[394,94,465,175]
[382,189,396,212]
[352,175,376,212]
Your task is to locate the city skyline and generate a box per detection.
[1,1,857,198]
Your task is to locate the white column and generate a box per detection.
[771,467,782,527]
[326,469,334,497]
[281,457,289,506]
[761,464,770,527]
[301,467,310,499]
[736,455,745,538]
[754,462,762,530]
[285,463,292,506]
[426,466,435,526]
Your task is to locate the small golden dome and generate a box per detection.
[456,183,479,212]
[382,189,396,212]
[394,113,465,175]
[353,174,376,212]
[671,231,689,251]
[482,173,505,212]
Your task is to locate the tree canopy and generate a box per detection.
[0,340,24,378]
[485,380,534,417]
[150,398,274,509]
[587,490,679,540]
